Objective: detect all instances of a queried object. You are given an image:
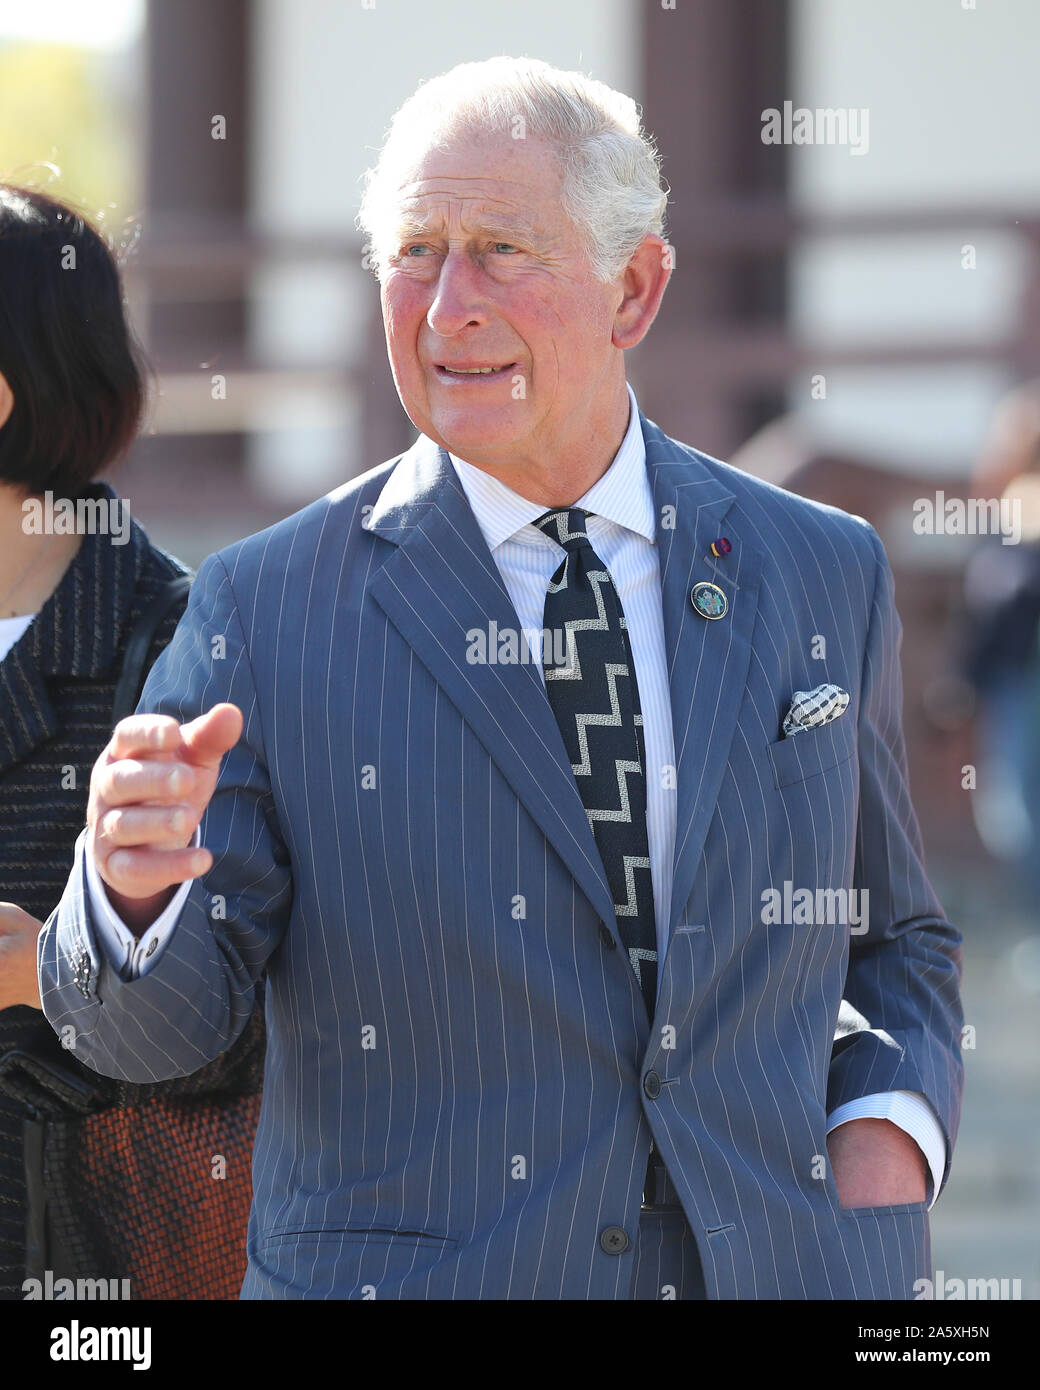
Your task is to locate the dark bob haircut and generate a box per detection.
[0,184,145,498]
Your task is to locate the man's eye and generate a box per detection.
[493,243,518,254]
[404,244,430,256]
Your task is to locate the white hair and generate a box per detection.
[356,56,668,283]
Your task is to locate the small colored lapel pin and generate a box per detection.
[709,536,732,558]
[690,581,728,620]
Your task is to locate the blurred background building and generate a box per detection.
[2,0,1037,1297]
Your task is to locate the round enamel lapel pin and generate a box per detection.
[690,580,728,620]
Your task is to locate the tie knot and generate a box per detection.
[532,507,592,551]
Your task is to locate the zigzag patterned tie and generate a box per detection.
[533,507,658,1020]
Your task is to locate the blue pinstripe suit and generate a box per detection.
[39,409,964,1298]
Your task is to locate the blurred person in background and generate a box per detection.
[0,184,263,1300]
[957,384,1040,940]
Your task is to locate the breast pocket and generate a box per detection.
[767,713,857,790]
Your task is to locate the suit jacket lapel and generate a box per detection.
[366,436,619,935]
[643,418,764,941]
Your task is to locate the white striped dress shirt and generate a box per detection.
[449,383,676,960]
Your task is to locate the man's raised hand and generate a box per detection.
[88,703,243,929]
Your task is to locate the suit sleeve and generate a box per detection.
[825,522,965,1196]
[38,551,293,1083]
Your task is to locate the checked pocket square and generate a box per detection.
[782,683,850,737]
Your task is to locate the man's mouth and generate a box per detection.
[434,362,517,379]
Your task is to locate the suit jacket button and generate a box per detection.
[599,1225,630,1255]
[599,922,617,950]
[643,1070,662,1100]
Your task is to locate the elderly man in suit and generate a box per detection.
[39,56,963,1300]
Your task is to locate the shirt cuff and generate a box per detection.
[84,828,200,979]
[827,1090,947,1209]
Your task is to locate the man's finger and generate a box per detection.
[109,714,184,762]
[101,845,213,896]
[180,703,244,769]
[98,759,197,808]
[97,803,198,849]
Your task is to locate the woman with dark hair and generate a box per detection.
[0,184,263,1300]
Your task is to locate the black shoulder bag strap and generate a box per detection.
[111,575,192,725]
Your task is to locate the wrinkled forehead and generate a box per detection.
[385,133,564,229]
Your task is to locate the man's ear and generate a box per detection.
[611,234,673,352]
[0,372,13,431]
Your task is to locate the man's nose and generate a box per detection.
[426,250,490,336]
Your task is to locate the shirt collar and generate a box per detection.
[447,382,655,554]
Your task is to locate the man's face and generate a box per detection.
[379,133,625,472]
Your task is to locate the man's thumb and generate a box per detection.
[181,703,244,768]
